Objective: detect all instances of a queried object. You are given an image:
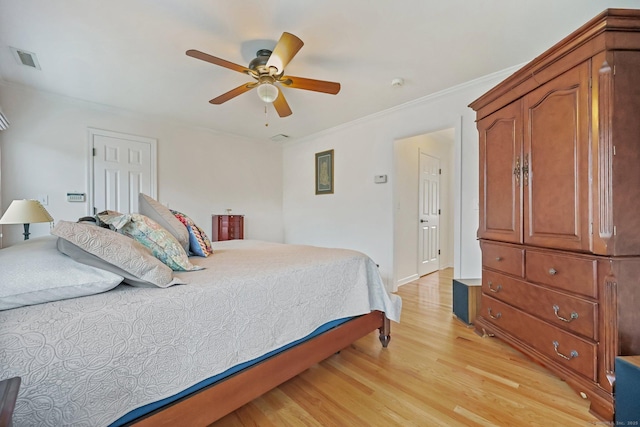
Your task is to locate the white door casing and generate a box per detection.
[418,151,440,276]
[88,128,157,215]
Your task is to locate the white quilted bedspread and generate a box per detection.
[0,240,401,426]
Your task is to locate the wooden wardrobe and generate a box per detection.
[469,9,640,421]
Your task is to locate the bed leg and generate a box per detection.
[378,315,391,348]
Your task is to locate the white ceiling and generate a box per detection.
[1,1,638,141]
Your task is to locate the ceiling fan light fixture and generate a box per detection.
[187,32,338,117]
[257,82,279,103]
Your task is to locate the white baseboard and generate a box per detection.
[396,274,419,288]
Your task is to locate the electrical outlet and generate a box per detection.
[37,195,48,205]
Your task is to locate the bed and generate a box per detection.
[0,205,401,426]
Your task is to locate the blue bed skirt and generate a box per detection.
[111,316,351,426]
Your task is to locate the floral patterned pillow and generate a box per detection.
[97,212,203,271]
[138,193,190,252]
[171,210,213,257]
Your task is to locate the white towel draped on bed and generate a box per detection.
[1,240,401,426]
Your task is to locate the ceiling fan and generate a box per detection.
[186,32,340,118]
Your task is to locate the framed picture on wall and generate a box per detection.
[315,149,334,195]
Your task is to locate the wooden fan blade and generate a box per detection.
[266,32,304,74]
[209,83,256,104]
[187,49,253,75]
[273,90,292,117]
[280,76,341,94]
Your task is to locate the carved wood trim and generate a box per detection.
[598,61,614,239]
[469,9,640,117]
[603,267,618,384]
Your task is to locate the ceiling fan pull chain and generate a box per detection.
[264,105,269,127]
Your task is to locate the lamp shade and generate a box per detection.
[0,200,53,225]
[0,106,9,130]
[256,82,279,103]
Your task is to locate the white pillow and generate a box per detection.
[0,235,123,311]
[52,220,180,288]
[138,193,190,252]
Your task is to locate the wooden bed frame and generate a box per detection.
[126,310,391,426]
[0,377,20,427]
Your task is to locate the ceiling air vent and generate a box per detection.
[10,47,41,70]
[270,134,290,142]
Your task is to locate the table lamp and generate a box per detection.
[0,199,53,240]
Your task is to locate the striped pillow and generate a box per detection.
[171,210,213,257]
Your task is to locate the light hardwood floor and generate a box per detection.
[214,269,602,426]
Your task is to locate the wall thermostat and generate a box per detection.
[374,175,388,184]
[67,192,86,202]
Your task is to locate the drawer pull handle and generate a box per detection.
[549,268,557,276]
[495,257,503,261]
[552,341,579,360]
[488,281,502,293]
[488,308,502,320]
[553,305,578,322]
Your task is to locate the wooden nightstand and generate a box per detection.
[615,356,640,424]
[212,215,244,241]
[452,278,481,325]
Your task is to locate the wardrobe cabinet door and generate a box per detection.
[478,100,523,244]
[523,61,591,252]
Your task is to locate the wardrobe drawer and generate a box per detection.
[481,295,597,381]
[481,241,524,277]
[482,270,597,340]
[525,250,597,298]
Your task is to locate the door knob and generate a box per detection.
[420,219,428,223]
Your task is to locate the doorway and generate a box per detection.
[87,128,157,215]
[393,127,455,287]
[418,151,440,276]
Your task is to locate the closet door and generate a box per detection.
[523,61,591,251]
[478,100,523,244]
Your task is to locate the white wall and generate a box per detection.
[1,65,518,285]
[0,83,284,247]
[394,129,455,287]
[282,67,519,288]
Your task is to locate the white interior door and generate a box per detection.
[418,151,440,276]
[89,128,157,215]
